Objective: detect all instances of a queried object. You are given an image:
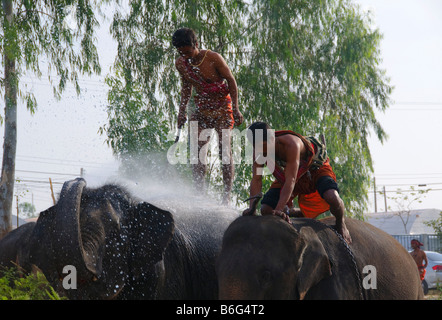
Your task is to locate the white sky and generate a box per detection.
[4,1,442,217]
[356,0,442,212]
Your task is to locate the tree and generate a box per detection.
[382,186,430,234]
[17,201,36,219]
[0,1,102,237]
[424,211,442,237]
[103,0,392,217]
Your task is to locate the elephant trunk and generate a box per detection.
[218,276,260,300]
[53,178,98,281]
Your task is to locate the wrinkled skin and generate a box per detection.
[26,178,175,299]
[0,222,36,273]
[2,178,235,299]
[216,215,424,300]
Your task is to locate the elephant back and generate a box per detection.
[292,216,423,299]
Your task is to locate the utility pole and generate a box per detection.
[373,177,377,213]
[16,195,19,228]
[49,178,56,205]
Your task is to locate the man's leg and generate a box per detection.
[217,127,233,205]
[260,188,280,215]
[193,123,212,192]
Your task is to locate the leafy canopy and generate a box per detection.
[103,0,392,218]
[0,0,102,115]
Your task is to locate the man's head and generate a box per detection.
[247,121,275,155]
[172,28,198,59]
[411,239,423,249]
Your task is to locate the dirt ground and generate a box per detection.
[424,289,441,300]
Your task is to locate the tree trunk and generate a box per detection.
[0,0,17,238]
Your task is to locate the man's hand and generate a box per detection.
[242,207,255,216]
[336,221,352,244]
[233,109,244,126]
[272,209,290,223]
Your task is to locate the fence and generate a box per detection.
[392,234,442,253]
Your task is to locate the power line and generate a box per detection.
[369,188,442,194]
[16,169,79,176]
[375,176,442,181]
[389,108,442,111]
[375,172,442,176]
[377,182,442,187]
[16,179,64,185]
[394,101,442,106]
[17,153,116,166]
[16,155,117,170]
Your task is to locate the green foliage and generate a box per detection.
[381,186,430,233]
[100,73,171,157]
[0,0,102,114]
[103,0,393,217]
[424,211,442,237]
[17,202,36,218]
[0,267,64,300]
[0,0,105,237]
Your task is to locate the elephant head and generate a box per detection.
[29,178,174,299]
[216,215,331,300]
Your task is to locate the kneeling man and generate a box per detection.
[244,122,351,244]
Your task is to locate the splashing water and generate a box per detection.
[81,151,240,230]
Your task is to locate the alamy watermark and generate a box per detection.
[62,265,77,290]
[60,263,377,291]
[166,121,275,175]
[362,265,377,290]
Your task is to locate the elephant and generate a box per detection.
[216,215,424,300]
[3,177,237,299]
[0,222,36,274]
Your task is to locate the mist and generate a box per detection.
[81,151,241,231]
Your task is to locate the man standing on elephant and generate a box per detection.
[244,121,352,244]
[172,28,244,205]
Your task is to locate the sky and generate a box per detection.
[4,0,442,219]
[355,0,442,212]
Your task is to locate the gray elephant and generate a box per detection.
[1,177,236,299]
[216,215,423,299]
[0,222,36,273]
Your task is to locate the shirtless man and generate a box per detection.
[410,239,428,281]
[172,28,244,205]
[243,122,352,244]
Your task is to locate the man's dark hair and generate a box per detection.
[172,28,198,48]
[247,121,270,146]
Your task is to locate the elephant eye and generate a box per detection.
[259,270,272,287]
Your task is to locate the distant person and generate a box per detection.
[410,239,428,281]
[243,121,351,244]
[172,27,244,205]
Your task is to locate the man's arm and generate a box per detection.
[249,160,264,208]
[242,157,263,216]
[213,52,243,126]
[175,59,192,128]
[274,139,301,214]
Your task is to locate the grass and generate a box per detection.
[0,267,64,300]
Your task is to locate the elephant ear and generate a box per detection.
[129,202,174,277]
[29,207,56,258]
[295,226,332,300]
